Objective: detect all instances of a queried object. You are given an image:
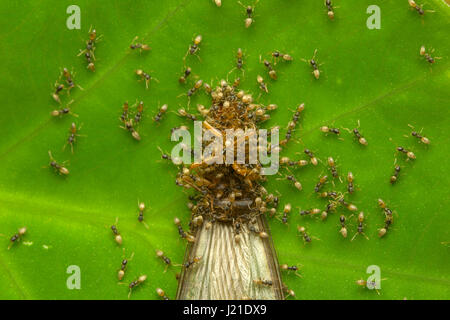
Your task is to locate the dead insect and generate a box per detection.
[174,217,195,242]
[63,122,84,153]
[302,49,322,79]
[179,66,192,84]
[130,36,151,52]
[396,146,416,160]
[111,218,123,245]
[8,227,27,250]
[47,150,69,175]
[128,275,147,299]
[339,215,347,238]
[280,264,302,278]
[154,104,168,123]
[351,212,369,241]
[408,124,430,144]
[156,288,170,300]
[257,75,268,92]
[253,278,273,286]
[238,0,259,28]
[118,250,134,281]
[390,165,401,184]
[135,69,158,89]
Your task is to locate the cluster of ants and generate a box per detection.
[8,0,437,300]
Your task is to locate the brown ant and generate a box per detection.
[176,256,202,269]
[314,175,328,193]
[257,75,268,92]
[120,119,140,141]
[59,67,82,95]
[120,101,129,123]
[304,148,318,166]
[396,146,416,160]
[118,249,134,281]
[325,0,338,20]
[419,46,440,65]
[8,227,27,250]
[63,122,84,153]
[137,202,149,229]
[130,36,151,52]
[154,104,168,123]
[327,157,340,181]
[47,151,69,175]
[299,208,321,218]
[176,108,197,121]
[127,275,147,299]
[111,217,123,245]
[174,217,195,242]
[184,35,202,60]
[356,278,385,295]
[132,101,145,125]
[407,124,430,144]
[135,69,158,89]
[156,249,172,272]
[347,172,354,193]
[408,0,434,16]
[345,120,368,145]
[179,66,192,84]
[278,174,302,191]
[51,100,78,118]
[280,203,291,224]
[390,164,401,184]
[52,82,65,103]
[156,288,170,300]
[78,26,102,72]
[339,215,348,238]
[320,125,341,136]
[271,51,293,64]
[261,57,277,80]
[238,0,259,28]
[280,103,304,146]
[280,264,302,278]
[253,278,272,286]
[351,212,369,241]
[297,225,317,244]
[302,49,322,80]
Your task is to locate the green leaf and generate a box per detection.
[0,0,448,299]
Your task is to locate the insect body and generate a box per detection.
[8,227,27,250]
[135,69,157,89]
[351,212,369,241]
[156,288,170,300]
[128,275,147,299]
[174,217,195,242]
[118,251,134,281]
[304,148,318,166]
[51,100,77,118]
[408,124,430,144]
[390,165,401,184]
[397,146,416,160]
[280,264,302,278]
[347,172,354,193]
[302,49,322,79]
[179,67,192,83]
[47,151,69,175]
[253,278,273,286]
[154,104,168,122]
[238,0,259,28]
[339,215,347,238]
[325,0,336,20]
[64,122,84,153]
[111,218,123,245]
[130,36,151,52]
